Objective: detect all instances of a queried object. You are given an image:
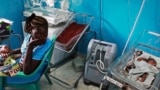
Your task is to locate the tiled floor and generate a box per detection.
[5,55,119,90]
[39,60,101,90]
[4,56,102,90]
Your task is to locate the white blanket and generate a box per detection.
[128,60,159,88]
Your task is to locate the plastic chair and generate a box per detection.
[0,35,56,90]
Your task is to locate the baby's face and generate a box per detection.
[136,51,142,56]
[148,60,157,66]
[0,45,10,53]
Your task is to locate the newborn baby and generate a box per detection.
[0,45,11,53]
[0,45,13,66]
[128,57,159,88]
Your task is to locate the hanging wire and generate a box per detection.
[99,0,103,40]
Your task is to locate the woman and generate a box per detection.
[0,13,52,76]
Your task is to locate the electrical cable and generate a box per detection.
[95,47,108,74]
[94,46,108,90]
[99,0,104,41]
[96,52,106,74]
[99,76,106,90]
[95,0,106,75]
[99,0,103,40]
[122,0,146,55]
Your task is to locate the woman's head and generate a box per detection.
[24,13,48,40]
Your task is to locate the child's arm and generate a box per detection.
[137,73,148,82]
[11,48,21,55]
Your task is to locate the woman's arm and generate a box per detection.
[11,48,21,59]
[22,45,40,74]
[23,38,46,75]
[11,48,21,54]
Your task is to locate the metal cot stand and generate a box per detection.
[48,13,94,89]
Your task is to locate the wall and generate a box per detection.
[70,0,160,57]
[0,0,24,49]
[0,0,159,57]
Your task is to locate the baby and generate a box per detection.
[122,50,159,88]
[137,57,157,66]
[128,57,158,88]
[0,45,14,66]
[0,45,11,53]
[124,50,143,73]
[0,45,12,57]
[135,57,157,82]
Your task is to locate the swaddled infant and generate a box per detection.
[128,56,159,88]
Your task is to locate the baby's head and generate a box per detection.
[147,58,157,66]
[0,45,11,53]
[135,50,143,56]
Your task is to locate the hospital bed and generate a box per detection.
[49,13,94,66]
[109,31,160,90]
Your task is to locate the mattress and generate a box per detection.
[56,22,87,51]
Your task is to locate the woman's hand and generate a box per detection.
[29,38,46,47]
